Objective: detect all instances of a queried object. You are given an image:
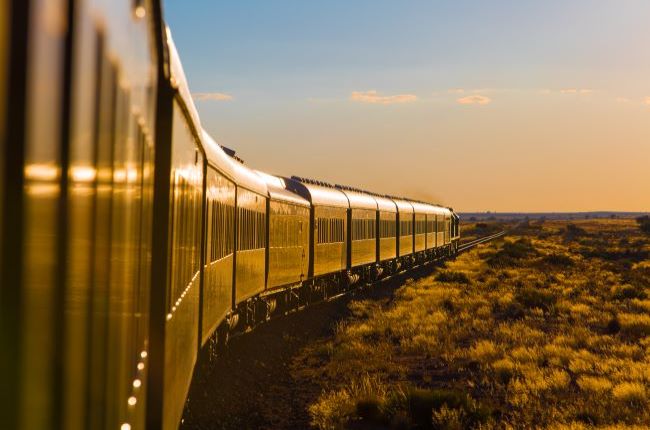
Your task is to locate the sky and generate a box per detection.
[163,0,650,212]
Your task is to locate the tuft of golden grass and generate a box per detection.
[296,219,650,429]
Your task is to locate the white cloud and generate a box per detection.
[448,88,466,94]
[350,90,418,105]
[616,97,631,103]
[192,92,234,101]
[644,97,650,105]
[457,94,491,105]
[556,88,592,95]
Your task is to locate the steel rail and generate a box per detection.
[457,231,506,253]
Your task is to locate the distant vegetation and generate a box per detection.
[637,216,650,235]
[295,219,650,429]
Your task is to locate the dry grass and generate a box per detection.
[295,219,650,429]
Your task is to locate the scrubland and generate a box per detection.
[296,219,650,429]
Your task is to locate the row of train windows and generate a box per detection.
[400,220,413,236]
[271,215,305,248]
[170,172,202,305]
[351,218,376,241]
[317,217,345,244]
[415,220,427,235]
[207,199,235,261]
[379,219,397,238]
[237,207,266,251]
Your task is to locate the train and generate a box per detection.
[0,1,460,429]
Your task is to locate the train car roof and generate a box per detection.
[439,207,453,216]
[392,198,414,213]
[337,189,377,211]
[255,171,310,207]
[229,160,268,196]
[373,195,398,213]
[201,129,237,182]
[166,28,201,133]
[283,178,350,209]
[410,201,437,215]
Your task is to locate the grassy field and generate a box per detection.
[294,219,650,429]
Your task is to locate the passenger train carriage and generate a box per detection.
[0,1,460,429]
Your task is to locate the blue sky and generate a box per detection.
[163,1,650,211]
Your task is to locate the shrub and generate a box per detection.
[540,254,574,267]
[493,300,526,321]
[619,313,650,339]
[606,314,621,334]
[355,397,383,423]
[492,358,516,384]
[636,216,650,235]
[612,382,647,404]
[577,376,612,394]
[436,271,471,285]
[487,239,538,267]
[515,287,557,312]
[405,388,492,429]
[610,284,647,301]
[469,340,501,364]
[565,223,587,238]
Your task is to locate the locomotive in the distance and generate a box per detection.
[0,1,459,429]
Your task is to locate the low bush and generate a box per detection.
[436,271,471,284]
[515,287,557,312]
[610,284,647,301]
[636,216,650,235]
[540,254,574,267]
[486,239,538,267]
[565,223,587,238]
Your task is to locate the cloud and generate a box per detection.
[457,94,491,105]
[557,88,592,95]
[192,92,233,101]
[350,90,418,105]
[448,88,466,94]
[644,97,650,105]
[616,97,631,103]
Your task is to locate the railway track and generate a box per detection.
[184,230,507,428]
[457,230,507,253]
[229,231,507,339]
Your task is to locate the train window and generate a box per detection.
[379,219,396,238]
[317,216,345,244]
[352,218,376,241]
[437,217,444,232]
[237,207,266,251]
[400,219,413,236]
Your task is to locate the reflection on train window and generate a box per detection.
[351,218,376,241]
[207,199,234,260]
[270,214,304,248]
[317,217,345,244]
[427,219,435,234]
[379,219,396,238]
[237,207,266,251]
[400,219,413,236]
[415,219,427,234]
